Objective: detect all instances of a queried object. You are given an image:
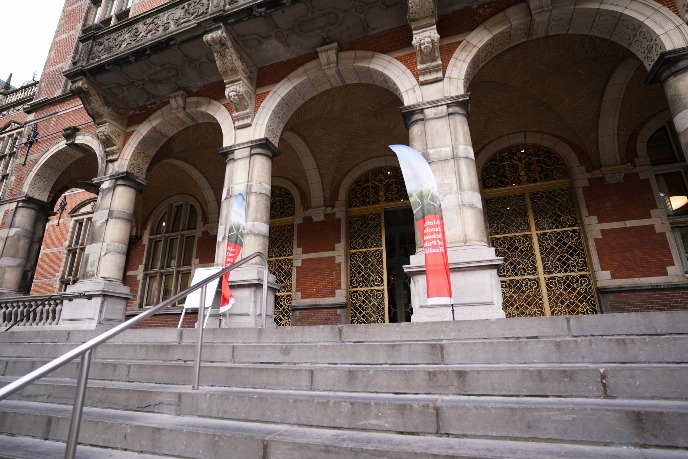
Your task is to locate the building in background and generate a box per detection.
[0,0,687,329]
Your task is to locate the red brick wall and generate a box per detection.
[293,308,344,326]
[295,257,340,299]
[595,226,675,278]
[583,174,658,223]
[35,0,87,100]
[130,0,168,17]
[31,189,97,296]
[297,215,340,253]
[605,288,688,313]
[131,311,197,328]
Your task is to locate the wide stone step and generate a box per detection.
[1,400,687,458]
[0,434,166,459]
[4,377,688,445]
[2,361,687,400]
[3,311,688,348]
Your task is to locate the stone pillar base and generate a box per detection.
[60,279,132,329]
[206,265,280,328]
[405,245,505,322]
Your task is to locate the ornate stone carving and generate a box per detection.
[71,76,128,162]
[408,0,442,84]
[317,42,345,87]
[87,0,211,64]
[412,26,442,83]
[203,27,257,128]
[408,0,437,28]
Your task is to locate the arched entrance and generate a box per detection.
[482,144,599,317]
[347,167,414,324]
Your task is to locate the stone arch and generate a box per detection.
[336,156,401,205]
[119,97,234,180]
[22,132,106,202]
[156,159,219,225]
[271,177,303,211]
[281,130,324,209]
[445,0,688,96]
[476,132,582,177]
[599,59,642,168]
[636,109,673,163]
[253,51,422,145]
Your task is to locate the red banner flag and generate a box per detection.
[220,193,246,313]
[389,145,453,308]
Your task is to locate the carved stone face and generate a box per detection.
[228,89,241,104]
[420,36,434,56]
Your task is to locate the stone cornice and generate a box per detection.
[645,46,688,85]
[218,138,281,160]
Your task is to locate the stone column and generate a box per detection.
[214,138,281,327]
[647,49,688,156]
[61,172,142,327]
[401,95,505,321]
[0,197,51,295]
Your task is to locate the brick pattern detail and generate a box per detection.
[130,0,168,17]
[195,231,216,265]
[30,189,96,296]
[132,312,198,328]
[596,226,675,278]
[605,288,688,312]
[294,308,343,326]
[297,215,340,253]
[583,174,658,223]
[35,1,87,100]
[295,257,340,299]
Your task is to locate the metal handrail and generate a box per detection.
[0,251,270,459]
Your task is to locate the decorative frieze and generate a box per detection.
[204,27,257,128]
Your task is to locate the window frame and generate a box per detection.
[141,200,200,308]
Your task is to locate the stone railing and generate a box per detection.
[71,0,252,69]
[0,295,64,330]
[0,81,38,110]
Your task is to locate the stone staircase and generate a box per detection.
[1,311,688,458]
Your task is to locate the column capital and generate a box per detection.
[645,47,688,85]
[218,138,281,160]
[0,195,52,213]
[400,94,470,127]
[92,171,146,192]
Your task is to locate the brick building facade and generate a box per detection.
[1,0,687,329]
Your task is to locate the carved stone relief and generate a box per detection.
[408,0,443,84]
[88,0,211,64]
[71,76,128,162]
[203,27,257,128]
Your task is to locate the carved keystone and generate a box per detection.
[317,43,345,87]
[71,76,128,162]
[204,27,257,129]
[408,0,442,84]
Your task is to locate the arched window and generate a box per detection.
[482,144,598,318]
[142,201,199,306]
[268,185,295,326]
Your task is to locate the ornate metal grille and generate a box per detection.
[348,167,408,208]
[482,144,569,189]
[268,223,294,326]
[483,147,598,317]
[270,185,296,220]
[348,213,386,324]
